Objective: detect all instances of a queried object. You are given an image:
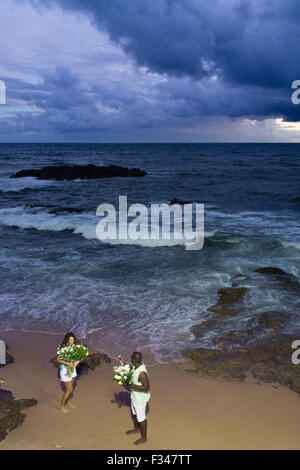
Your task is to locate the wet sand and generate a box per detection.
[1,330,300,450]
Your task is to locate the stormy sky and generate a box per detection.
[0,0,300,142]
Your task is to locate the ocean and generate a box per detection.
[0,143,299,363]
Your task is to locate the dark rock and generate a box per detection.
[207,287,248,317]
[182,333,300,395]
[10,164,147,181]
[210,329,253,351]
[0,388,37,442]
[13,398,38,411]
[256,311,287,331]
[191,307,290,354]
[209,311,289,351]
[190,318,218,340]
[0,386,37,442]
[255,267,300,292]
[255,267,287,276]
[51,352,111,372]
[182,347,248,382]
[0,343,37,442]
[82,353,111,370]
[190,288,249,342]
[170,198,192,205]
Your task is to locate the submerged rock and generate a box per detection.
[255,267,300,292]
[256,267,287,276]
[191,318,218,341]
[256,311,288,331]
[185,272,297,393]
[207,287,248,317]
[182,333,300,395]
[193,310,289,349]
[10,164,147,181]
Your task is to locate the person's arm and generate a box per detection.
[130,371,150,392]
[56,356,74,367]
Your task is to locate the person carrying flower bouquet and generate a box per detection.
[126,351,150,445]
[56,332,84,414]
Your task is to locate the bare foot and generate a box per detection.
[126,429,139,435]
[134,437,147,445]
[60,407,69,414]
[66,401,76,409]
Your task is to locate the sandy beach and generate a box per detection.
[0,330,300,450]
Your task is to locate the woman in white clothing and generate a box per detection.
[57,332,80,414]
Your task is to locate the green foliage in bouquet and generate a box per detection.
[111,363,134,385]
[57,344,89,377]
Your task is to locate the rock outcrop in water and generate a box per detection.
[0,345,37,442]
[182,333,300,394]
[207,286,248,317]
[10,164,147,181]
[255,266,300,293]
[184,266,300,395]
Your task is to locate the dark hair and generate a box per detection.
[60,332,80,348]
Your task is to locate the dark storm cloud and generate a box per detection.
[32,0,300,123]
[1,0,299,142]
[2,63,295,142]
[1,66,108,138]
[37,0,300,88]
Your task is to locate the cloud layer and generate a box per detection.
[0,0,299,142]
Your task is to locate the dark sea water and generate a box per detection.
[0,143,299,363]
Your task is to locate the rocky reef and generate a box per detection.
[255,266,300,293]
[0,345,37,442]
[183,333,300,393]
[183,266,300,395]
[207,286,248,317]
[10,164,147,181]
[0,389,37,442]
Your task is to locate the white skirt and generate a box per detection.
[60,366,77,382]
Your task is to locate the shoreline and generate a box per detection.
[1,329,300,450]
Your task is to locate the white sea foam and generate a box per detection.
[0,175,90,193]
[0,205,206,248]
[0,176,61,192]
[281,241,300,251]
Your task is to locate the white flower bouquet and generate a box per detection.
[111,362,133,386]
[57,344,89,377]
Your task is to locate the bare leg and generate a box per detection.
[66,378,76,408]
[60,381,73,413]
[134,419,147,445]
[126,415,140,435]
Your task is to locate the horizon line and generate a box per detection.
[0,141,298,145]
